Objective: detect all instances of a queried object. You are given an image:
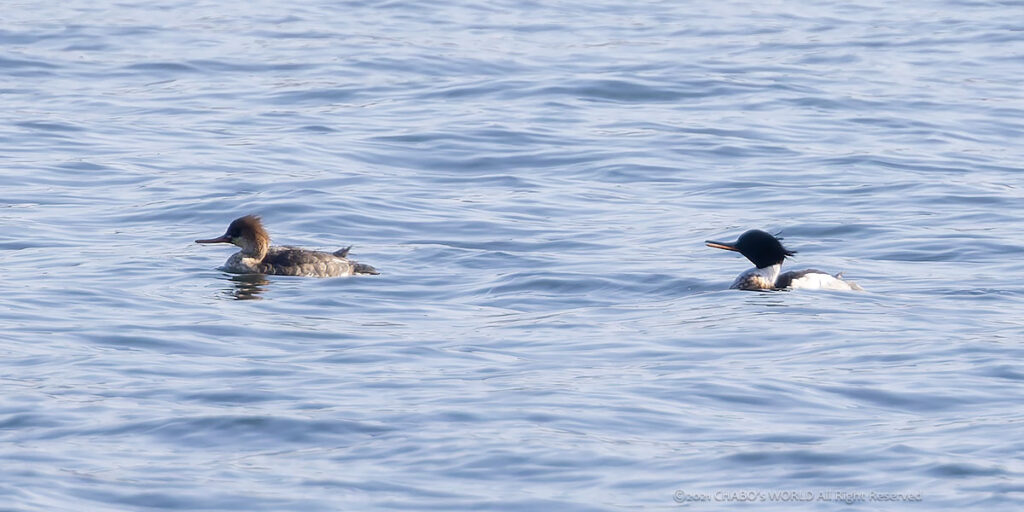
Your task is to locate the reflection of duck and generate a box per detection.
[226,274,270,301]
[705,229,862,291]
[196,215,379,277]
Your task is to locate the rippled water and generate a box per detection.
[3,0,1023,510]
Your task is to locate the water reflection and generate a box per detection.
[746,291,791,308]
[224,274,270,300]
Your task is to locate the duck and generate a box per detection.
[196,215,378,277]
[705,229,862,291]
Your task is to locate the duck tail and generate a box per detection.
[354,262,379,275]
[834,272,864,291]
[333,246,378,275]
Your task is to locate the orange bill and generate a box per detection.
[705,240,739,252]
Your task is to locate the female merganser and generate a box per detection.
[705,229,862,291]
[196,215,379,277]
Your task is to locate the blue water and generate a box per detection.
[3,0,1023,510]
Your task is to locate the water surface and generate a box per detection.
[2,0,1023,510]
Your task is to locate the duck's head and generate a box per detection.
[705,229,796,268]
[196,215,270,258]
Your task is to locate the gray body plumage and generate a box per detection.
[729,266,862,291]
[222,246,378,277]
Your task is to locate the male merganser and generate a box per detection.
[705,229,862,291]
[196,215,379,277]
